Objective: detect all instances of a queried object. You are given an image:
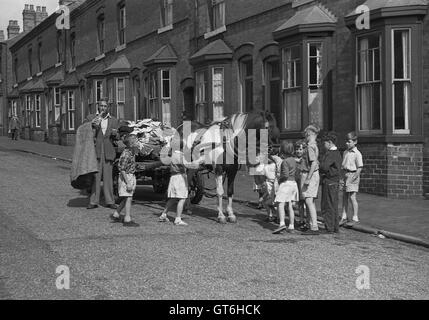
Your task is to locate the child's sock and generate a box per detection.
[352,216,359,222]
[112,211,120,218]
[174,217,182,223]
[288,224,294,230]
[124,215,131,223]
[341,213,347,220]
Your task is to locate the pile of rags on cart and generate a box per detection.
[118,119,176,160]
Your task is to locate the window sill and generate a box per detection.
[357,134,424,144]
[115,44,126,52]
[158,24,173,34]
[55,62,62,68]
[204,25,226,39]
[13,84,18,88]
[27,77,33,81]
[36,72,43,77]
[95,53,105,62]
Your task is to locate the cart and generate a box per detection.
[113,153,205,205]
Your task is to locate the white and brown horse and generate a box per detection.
[177,111,279,223]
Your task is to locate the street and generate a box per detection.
[0,147,428,300]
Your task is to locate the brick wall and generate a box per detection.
[360,143,424,199]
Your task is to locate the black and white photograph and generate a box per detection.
[0,0,428,304]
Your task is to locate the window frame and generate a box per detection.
[118,4,126,46]
[70,33,76,69]
[239,56,253,112]
[355,32,383,134]
[281,44,302,131]
[35,94,41,128]
[26,95,32,127]
[391,27,411,134]
[28,46,33,77]
[116,77,126,119]
[160,0,173,28]
[67,90,75,130]
[97,14,105,55]
[95,80,104,104]
[212,0,225,31]
[212,66,225,121]
[37,41,42,73]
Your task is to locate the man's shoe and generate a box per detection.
[106,204,118,209]
[123,221,140,227]
[87,204,98,209]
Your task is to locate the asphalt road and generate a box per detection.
[0,147,428,300]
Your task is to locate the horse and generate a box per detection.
[176,110,280,223]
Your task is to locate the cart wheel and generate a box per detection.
[190,170,205,204]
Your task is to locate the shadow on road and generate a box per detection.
[67,197,89,208]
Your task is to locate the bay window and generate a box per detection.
[282,45,302,131]
[357,34,382,132]
[392,29,411,133]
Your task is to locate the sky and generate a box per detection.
[0,0,59,39]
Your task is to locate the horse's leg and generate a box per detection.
[226,164,238,223]
[215,168,226,223]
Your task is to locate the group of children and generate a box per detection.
[256,125,363,235]
[110,125,364,234]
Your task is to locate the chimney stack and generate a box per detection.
[0,30,5,42]
[7,20,20,39]
[23,3,36,32]
[35,6,48,25]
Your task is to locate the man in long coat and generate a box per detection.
[86,98,120,209]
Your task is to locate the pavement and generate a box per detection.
[1,136,428,248]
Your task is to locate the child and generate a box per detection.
[294,140,308,230]
[340,131,363,225]
[301,125,321,235]
[111,133,140,227]
[272,141,299,234]
[320,132,342,233]
[261,151,282,222]
[159,141,200,226]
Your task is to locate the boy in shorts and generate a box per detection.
[301,125,320,235]
[340,132,363,226]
